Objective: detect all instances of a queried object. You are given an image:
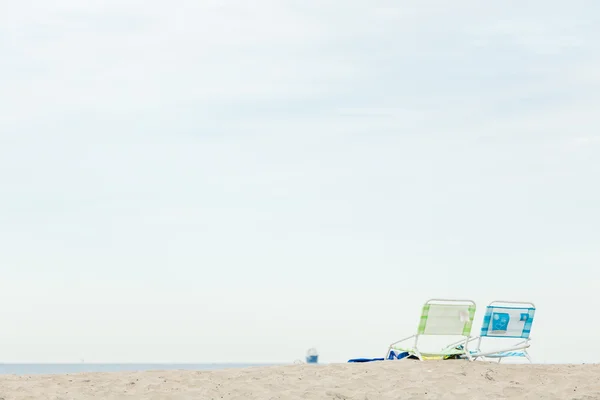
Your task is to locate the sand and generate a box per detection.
[0,361,598,399]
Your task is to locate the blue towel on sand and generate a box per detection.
[347,358,385,363]
[348,350,409,363]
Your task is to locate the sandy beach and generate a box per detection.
[0,361,598,399]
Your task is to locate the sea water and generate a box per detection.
[0,363,280,375]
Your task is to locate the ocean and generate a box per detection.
[0,363,281,375]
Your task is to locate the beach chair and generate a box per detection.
[466,300,535,363]
[385,299,476,361]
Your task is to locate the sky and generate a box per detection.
[1,0,599,364]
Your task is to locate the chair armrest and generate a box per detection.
[388,334,416,348]
[440,336,477,353]
[470,342,531,358]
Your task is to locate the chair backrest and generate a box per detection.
[417,299,476,336]
[480,301,536,339]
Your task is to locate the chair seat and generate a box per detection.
[391,346,468,361]
[393,348,466,356]
[481,351,526,358]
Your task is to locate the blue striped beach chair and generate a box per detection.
[466,300,536,363]
[386,299,477,361]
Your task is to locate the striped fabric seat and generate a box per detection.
[483,351,527,358]
[468,301,536,363]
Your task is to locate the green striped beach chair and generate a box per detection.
[386,299,477,361]
[464,300,536,363]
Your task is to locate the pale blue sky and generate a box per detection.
[1,1,599,363]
